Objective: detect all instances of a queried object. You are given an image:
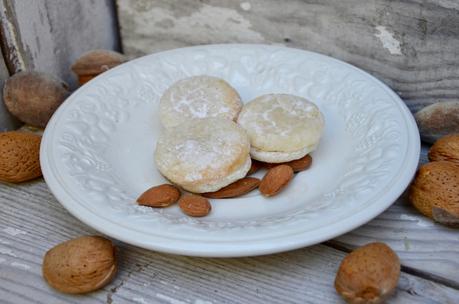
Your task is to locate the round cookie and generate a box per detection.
[155,118,251,193]
[159,75,242,129]
[237,94,324,163]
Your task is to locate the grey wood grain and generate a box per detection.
[0,0,120,89]
[1,180,458,303]
[333,144,459,287]
[0,52,21,131]
[117,0,459,112]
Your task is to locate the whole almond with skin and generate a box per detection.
[42,236,117,294]
[415,101,459,144]
[179,194,211,217]
[428,134,459,164]
[203,177,260,198]
[137,184,181,207]
[259,165,294,197]
[283,154,312,172]
[257,155,312,172]
[3,71,70,127]
[335,242,400,304]
[0,131,42,183]
[247,159,263,175]
[71,50,126,85]
[409,161,459,226]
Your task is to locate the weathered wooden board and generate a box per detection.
[333,145,459,287]
[0,53,20,131]
[117,0,459,112]
[0,180,458,303]
[0,0,120,89]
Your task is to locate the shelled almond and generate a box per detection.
[203,177,260,198]
[137,184,181,207]
[179,194,212,217]
[259,165,294,197]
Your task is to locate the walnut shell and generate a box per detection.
[71,50,126,84]
[3,71,70,128]
[335,242,400,304]
[428,134,459,164]
[0,131,42,183]
[409,161,459,226]
[42,236,117,294]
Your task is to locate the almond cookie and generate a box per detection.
[159,75,242,129]
[237,94,324,163]
[155,118,251,193]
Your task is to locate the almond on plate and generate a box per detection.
[335,242,400,304]
[258,155,313,173]
[0,131,42,183]
[179,194,211,217]
[259,165,294,197]
[137,184,181,207]
[203,177,260,199]
[42,236,117,294]
[247,159,263,175]
[282,154,313,172]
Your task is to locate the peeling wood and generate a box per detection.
[117,0,459,112]
[0,31,21,131]
[0,0,27,73]
[0,0,120,88]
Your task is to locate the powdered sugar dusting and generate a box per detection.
[238,94,323,151]
[240,94,318,137]
[161,76,240,128]
[176,139,228,181]
[155,118,250,189]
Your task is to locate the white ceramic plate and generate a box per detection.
[41,44,420,257]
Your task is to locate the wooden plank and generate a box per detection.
[333,144,459,287]
[0,0,120,88]
[117,0,459,112]
[0,180,458,303]
[0,52,21,131]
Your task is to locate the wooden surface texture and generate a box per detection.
[0,1,458,303]
[117,0,459,113]
[1,145,459,303]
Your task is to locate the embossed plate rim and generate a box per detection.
[41,44,420,257]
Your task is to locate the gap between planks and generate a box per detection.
[325,240,459,291]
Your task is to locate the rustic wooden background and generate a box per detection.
[0,0,120,88]
[1,147,459,303]
[0,0,120,131]
[117,0,459,113]
[1,1,459,303]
